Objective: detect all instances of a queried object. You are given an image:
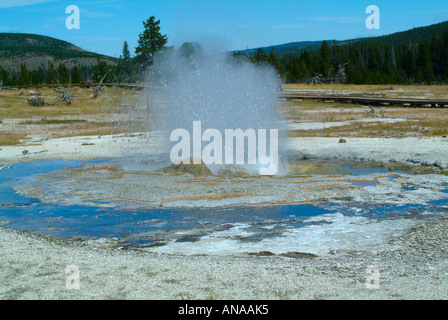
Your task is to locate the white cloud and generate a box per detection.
[0,0,58,9]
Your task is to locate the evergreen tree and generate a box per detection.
[135,16,168,70]
[118,41,135,82]
[47,62,57,84]
[297,59,310,81]
[71,65,82,84]
[316,41,332,76]
[268,48,283,73]
[430,33,442,78]
[417,40,434,83]
[367,46,382,73]
[31,71,40,85]
[19,64,30,85]
[94,59,112,83]
[0,67,9,86]
[57,63,69,84]
[122,41,131,62]
[382,46,392,80]
[36,67,45,84]
[252,48,268,65]
[441,27,448,78]
[331,40,342,70]
[300,51,312,70]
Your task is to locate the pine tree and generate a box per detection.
[382,46,392,76]
[94,59,110,82]
[417,40,434,83]
[57,63,69,84]
[268,48,283,73]
[36,67,45,84]
[367,46,382,73]
[441,27,448,79]
[31,71,40,85]
[135,16,168,69]
[316,41,332,76]
[430,33,442,78]
[300,51,312,70]
[119,41,136,81]
[71,65,82,84]
[331,40,342,70]
[19,64,30,85]
[47,62,57,84]
[297,59,310,81]
[252,48,267,65]
[0,67,10,86]
[122,41,131,63]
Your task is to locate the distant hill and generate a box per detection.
[240,40,329,56]
[0,33,117,72]
[240,20,448,56]
[356,20,448,46]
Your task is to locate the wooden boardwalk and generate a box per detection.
[279,92,448,108]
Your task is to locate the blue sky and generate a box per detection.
[0,0,447,57]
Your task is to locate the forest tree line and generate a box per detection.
[237,24,448,85]
[2,20,448,86]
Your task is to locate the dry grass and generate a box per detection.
[0,86,141,119]
[0,86,143,146]
[19,119,88,125]
[280,88,448,138]
[0,131,29,146]
[289,119,448,138]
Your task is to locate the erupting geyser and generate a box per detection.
[143,45,285,175]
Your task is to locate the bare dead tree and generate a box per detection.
[308,63,347,85]
[93,71,109,98]
[61,87,72,104]
[53,81,72,104]
[366,105,379,118]
[334,63,348,84]
[309,73,323,85]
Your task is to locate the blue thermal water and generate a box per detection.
[0,160,446,248]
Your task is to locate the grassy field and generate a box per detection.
[284,100,448,138]
[288,119,448,138]
[0,86,139,118]
[0,86,144,146]
[280,84,448,138]
[0,84,447,147]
